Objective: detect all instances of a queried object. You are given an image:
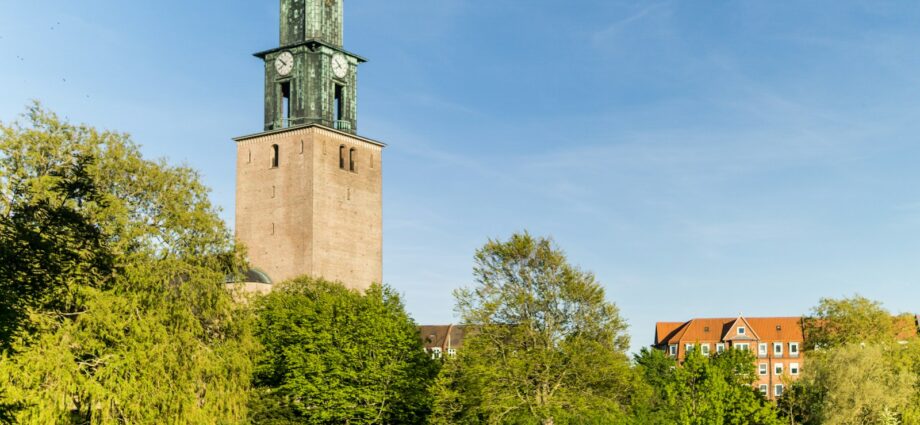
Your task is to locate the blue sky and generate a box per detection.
[2,0,919,352]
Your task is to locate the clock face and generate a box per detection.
[274,52,294,76]
[331,53,348,79]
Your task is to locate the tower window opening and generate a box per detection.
[271,144,280,168]
[333,84,344,124]
[339,145,346,169]
[349,148,356,172]
[280,81,292,128]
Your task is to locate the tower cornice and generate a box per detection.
[253,39,367,63]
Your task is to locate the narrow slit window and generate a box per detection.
[280,81,291,128]
[333,84,344,123]
[339,145,346,169]
[271,144,280,168]
[349,148,356,172]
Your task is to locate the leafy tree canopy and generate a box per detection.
[634,348,782,425]
[250,277,438,425]
[804,295,897,350]
[431,233,637,425]
[0,104,253,423]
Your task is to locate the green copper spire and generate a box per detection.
[280,0,344,47]
[257,0,364,134]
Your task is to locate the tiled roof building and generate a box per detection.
[655,316,805,400]
[418,324,468,360]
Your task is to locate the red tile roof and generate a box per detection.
[655,317,804,346]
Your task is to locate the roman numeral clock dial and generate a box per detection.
[274,51,294,76]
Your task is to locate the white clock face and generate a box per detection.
[275,52,294,76]
[331,53,348,79]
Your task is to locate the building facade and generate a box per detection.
[234,0,383,291]
[655,316,805,400]
[419,324,468,360]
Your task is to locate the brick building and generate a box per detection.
[655,316,805,399]
[233,0,383,292]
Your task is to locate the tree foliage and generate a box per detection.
[431,233,637,424]
[790,344,917,425]
[0,104,253,423]
[780,296,920,425]
[634,348,782,425]
[250,277,438,424]
[804,295,897,350]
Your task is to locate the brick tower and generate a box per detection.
[234,0,383,290]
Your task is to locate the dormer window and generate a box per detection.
[738,327,746,336]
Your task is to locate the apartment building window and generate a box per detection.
[669,345,678,357]
[775,384,785,397]
[716,343,725,354]
[735,343,750,351]
[758,343,768,357]
[759,385,768,395]
[685,344,695,353]
[759,363,768,376]
[775,363,784,376]
[774,342,784,357]
[790,343,800,357]
[701,344,711,356]
[790,363,800,375]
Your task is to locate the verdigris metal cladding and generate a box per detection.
[261,0,361,133]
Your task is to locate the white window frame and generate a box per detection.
[758,343,768,356]
[669,344,678,356]
[790,363,799,375]
[775,384,784,397]
[738,326,746,336]
[775,363,784,376]
[716,343,725,354]
[685,343,695,353]
[790,342,800,357]
[431,347,442,360]
[759,363,768,376]
[774,342,784,357]
[701,344,711,356]
[735,343,750,351]
[759,384,768,395]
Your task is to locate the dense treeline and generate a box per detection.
[0,106,918,424]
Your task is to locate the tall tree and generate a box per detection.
[250,277,438,425]
[0,104,253,423]
[804,295,896,350]
[431,233,637,425]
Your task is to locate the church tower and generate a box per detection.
[234,0,383,290]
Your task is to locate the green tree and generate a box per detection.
[634,348,782,425]
[804,295,896,350]
[430,233,636,425]
[794,344,917,425]
[0,104,253,423]
[250,276,438,425]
